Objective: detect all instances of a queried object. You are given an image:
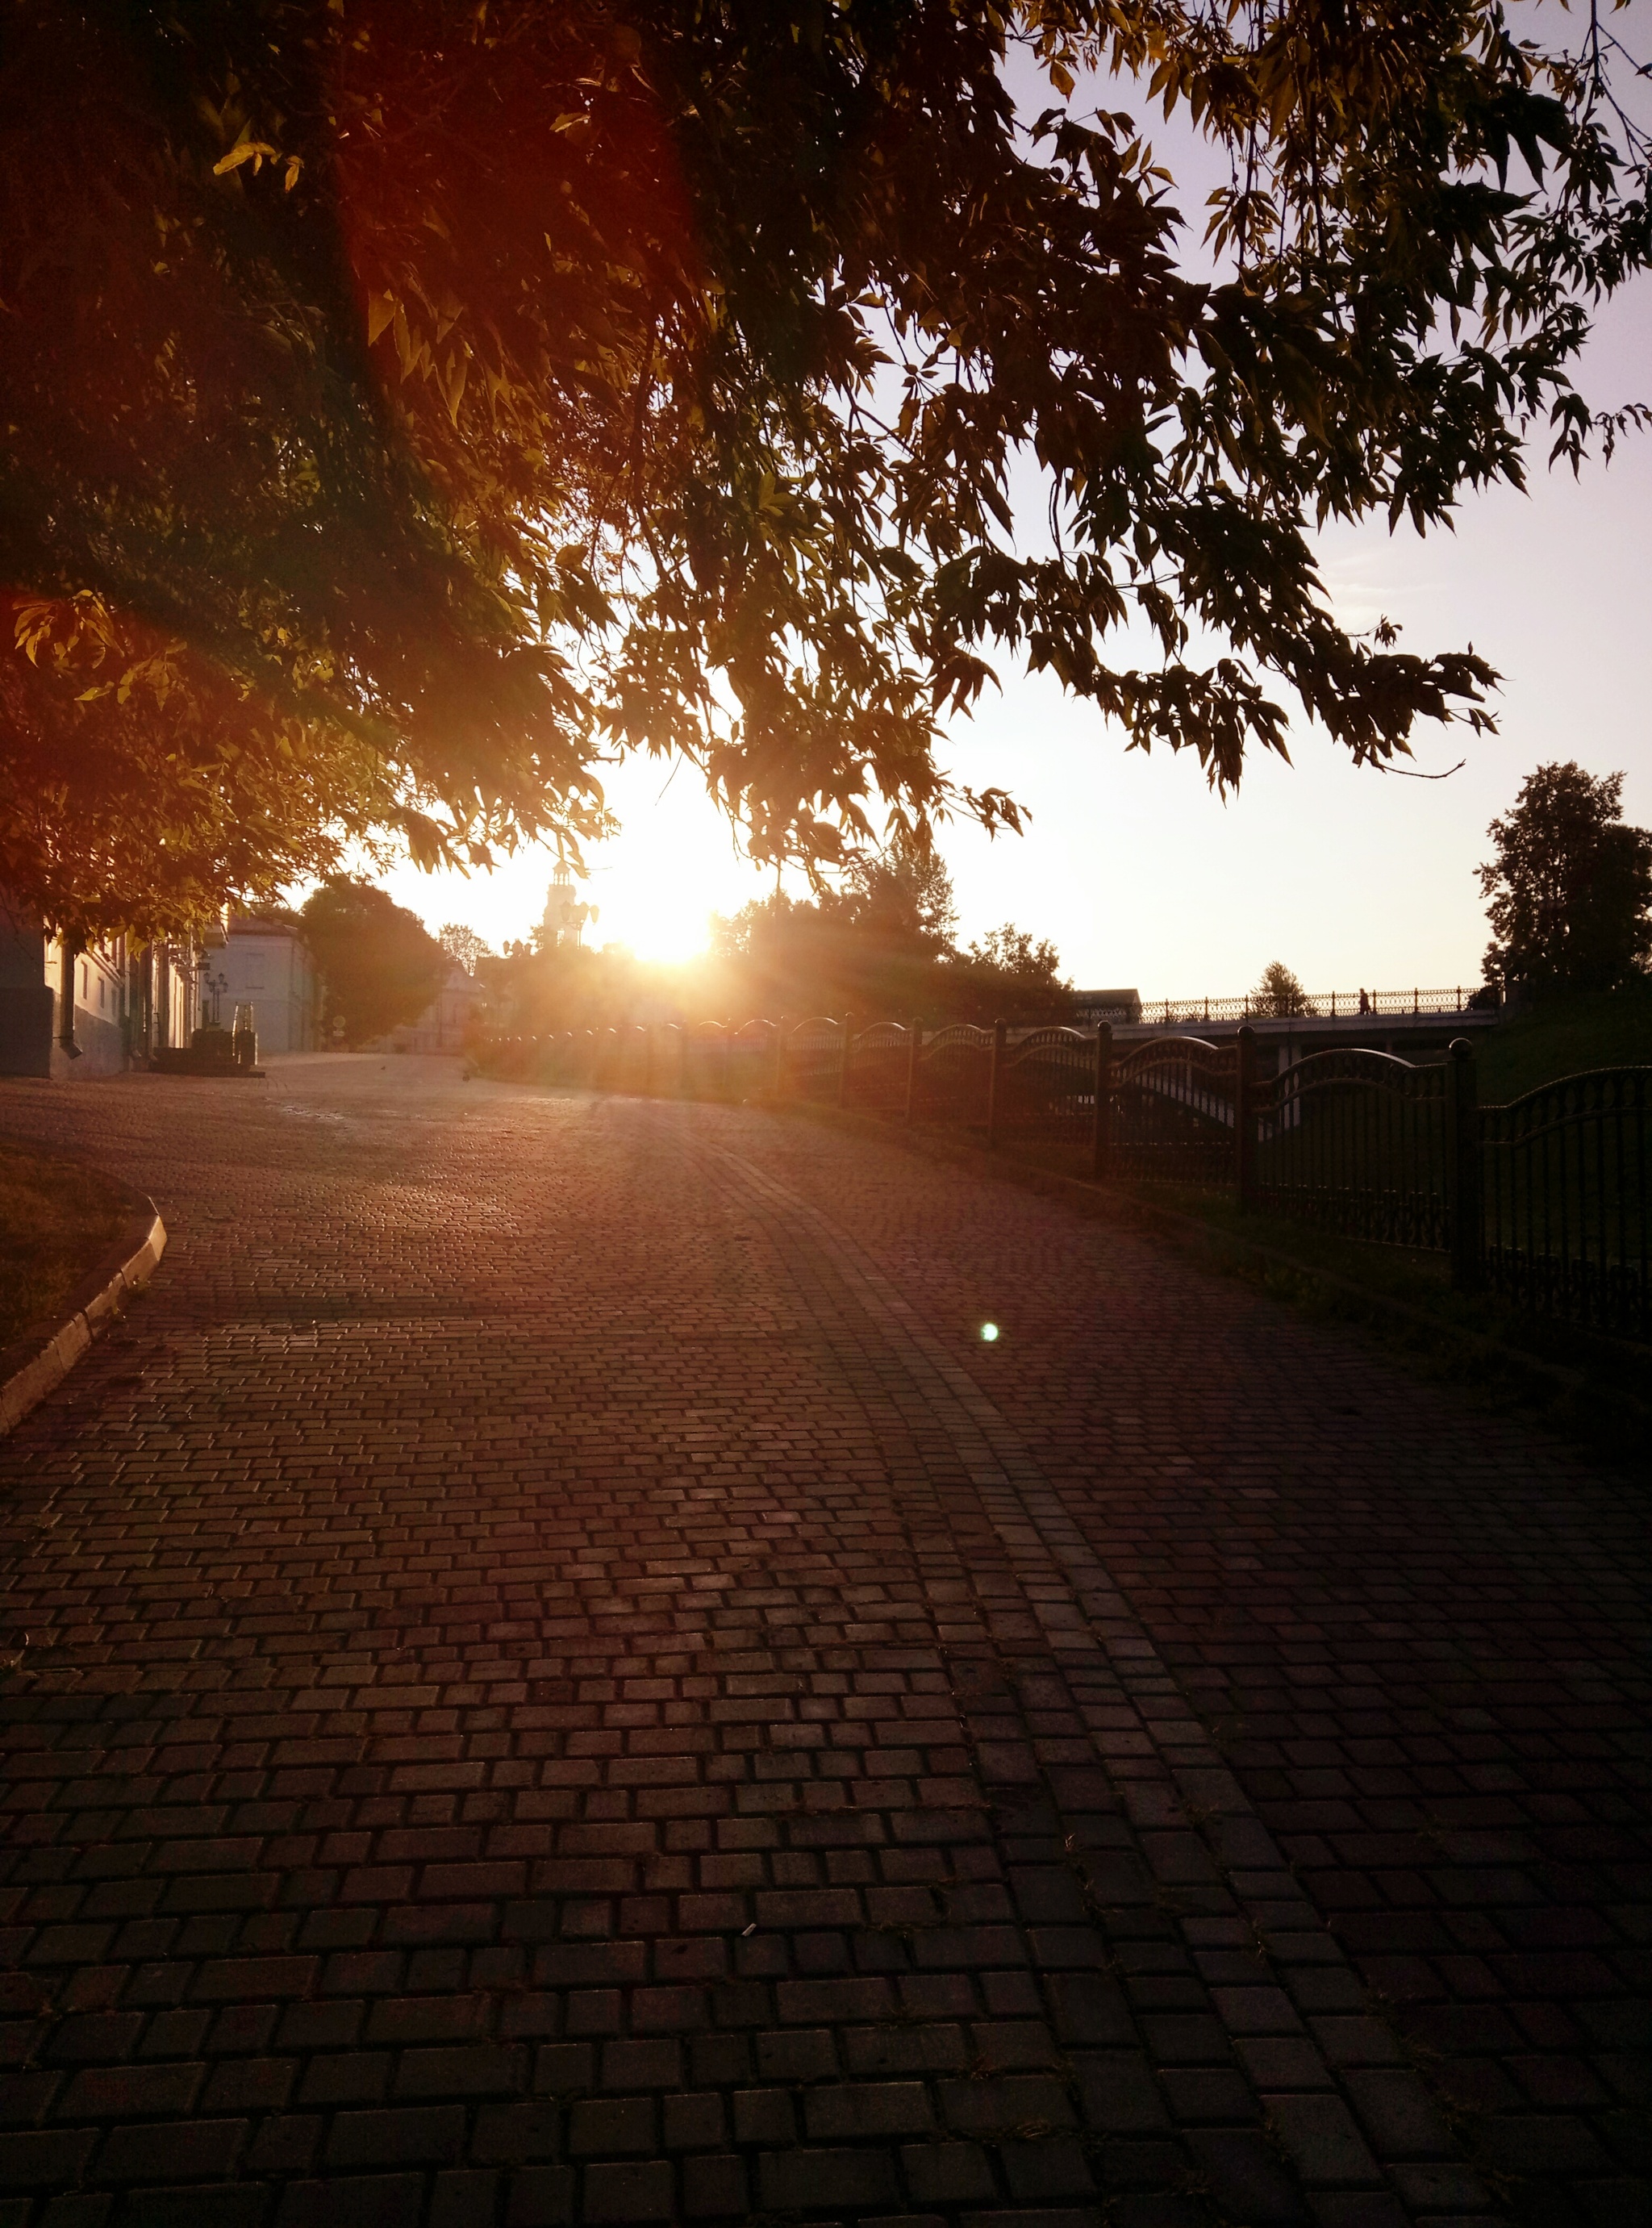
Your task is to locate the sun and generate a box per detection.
[622,900,713,966]
[594,850,715,966]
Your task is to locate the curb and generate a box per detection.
[0,1200,167,1437]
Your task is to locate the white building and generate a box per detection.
[371,963,485,1055]
[211,916,319,1054]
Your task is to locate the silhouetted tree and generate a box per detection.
[1252,962,1316,1017]
[438,923,492,975]
[301,878,444,1045]
[1480,764,1652,994]
[708,838,1070,1023]
[942,928,1073,1026]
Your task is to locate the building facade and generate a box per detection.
[211,916,318,1054]
[0,901,209,1078]
[371,962,485,1055]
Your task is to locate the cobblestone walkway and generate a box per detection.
[0,1058,1646,2228]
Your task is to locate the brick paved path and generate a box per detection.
[0,1058,1646,2228]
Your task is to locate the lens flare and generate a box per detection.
[980,1322,1000,1342]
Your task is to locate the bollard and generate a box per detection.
[904,1017,922,1125]
[838,1012,855,1108]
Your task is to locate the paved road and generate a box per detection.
[0,1057,1646,2228]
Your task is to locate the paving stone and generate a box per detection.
[1,1062,1646,2228]
[678,2154,745,2220]
[1264,2092,1384,2186]
[273,2176,426,2228]
[504,2168,575,2227]
[903,2140,999,2203]
[117,2188,271,2228]
[757,2143,901,2211]
[580,2160,674,2222]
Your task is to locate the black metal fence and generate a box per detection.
[1252,1047,1453,1253]
[1478,1066,1651,1345]
[1112,1033,1237,1191]
[478,1018,1651,1346]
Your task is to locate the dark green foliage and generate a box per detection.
[1480,763,1652,995]
[438,923,493,975]
[711,837,1073,1022]
[4,2,1647,937]
[1475,982,1652,1103]
[945,927,1074,1026]
[300,877,445,1045]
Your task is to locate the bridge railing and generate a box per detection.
[473,1015,1651,1346]
[1138,987,1500,1025]
[847,1021,913,1116]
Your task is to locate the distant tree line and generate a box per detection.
[301,759,1651,1049]
[482,835,1072,1037]
[707,835,1071,1028]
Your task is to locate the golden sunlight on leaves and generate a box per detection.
[2,0,1646,939]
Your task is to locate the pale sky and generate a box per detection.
[374,58,1652,1004]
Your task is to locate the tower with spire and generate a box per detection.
[542,860,594,949]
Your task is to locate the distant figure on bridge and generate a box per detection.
[1358,987,1370,1015]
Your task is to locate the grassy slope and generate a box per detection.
[1475,983,1652,1103]
[0,1141,129,1351]
[1121,991,1652,1448]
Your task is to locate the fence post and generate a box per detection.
[904,1017,922,1125]
[1447,1037,1483,1292]
[838,1012,854,1108]
[1091,1022,1112,1183]
[987,1019,1007,1150]
[774,1016,788,1098]
[1235,1024,1258,1209]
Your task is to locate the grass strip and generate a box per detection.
[782,1099,1652,1468]
[0,1140,131,1353]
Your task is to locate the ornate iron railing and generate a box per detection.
[784,1016,845,1104]
[914,1023,994,1129]
[727,1018,777,1102]
[1479,1067,1651,1345]
[1252,1048,1451,1250]
[683,1019,731,1099]
[998,1027,1096,1149]
[1111,1034,1237,1189]
[846,1021,913,1116]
